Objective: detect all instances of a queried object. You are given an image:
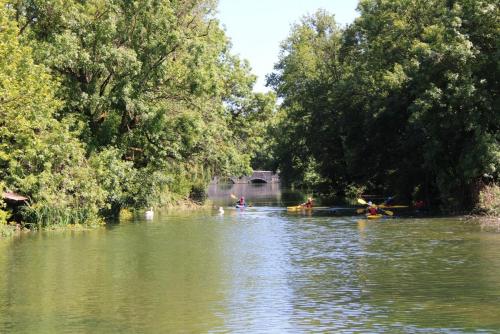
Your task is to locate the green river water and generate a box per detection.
[1,184,500,333]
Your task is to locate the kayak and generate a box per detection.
[287,205,312,211]
[235,204,246,209]
[366,214,383,219]
[378,205,408,209]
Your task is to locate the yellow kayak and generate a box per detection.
[287,205,312,211]
[366,214,383,219]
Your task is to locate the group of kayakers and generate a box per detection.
[232,194,424,216]
[363,197,427,216]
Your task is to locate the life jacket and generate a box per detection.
[368,207,378,215]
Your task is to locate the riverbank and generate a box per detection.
[3,195,498,240]
[0,198,212,239]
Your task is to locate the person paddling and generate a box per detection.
[302,197,313,208]
[367,201,378,215]
[383,196,395,206]
[237,196,246,206]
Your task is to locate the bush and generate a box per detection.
[0,207,9,225]
[0,224,16,238]
[189,183,208,204]
[478,183,500,217]
[0,183,10,225]
[345,184,367,205]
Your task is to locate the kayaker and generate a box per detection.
[414,200,425,210]
[384,196,395,206]
[302,197,313,208]
[367,201,378,215]
[238,196,245,206]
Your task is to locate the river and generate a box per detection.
[1,184,500,333]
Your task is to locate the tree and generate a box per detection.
[1,0,106,225]
[267,10,344,190]
[268,1,499,210]
[7,0,276,217]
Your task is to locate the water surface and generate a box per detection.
[1,184,500,332]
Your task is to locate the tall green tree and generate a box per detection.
[1,0,106,225]
[10,0,275,211]
[269,1,499,210]
[348,0,499,209]
[267,10,345,189]
[1,0,275,226]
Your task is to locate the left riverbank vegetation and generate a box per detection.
[0,0,275,229]
[264,1,499,215]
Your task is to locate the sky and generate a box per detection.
[217,0,360,92]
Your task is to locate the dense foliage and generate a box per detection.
[268,1,499,211]
[1,0,274,226]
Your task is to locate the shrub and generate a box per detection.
[345,184,367,205]
[478,183,500,217]
[189,183,208,204]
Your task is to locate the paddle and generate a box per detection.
[381,209,393,216]
[231,193,242,206]
[357,198,368,214]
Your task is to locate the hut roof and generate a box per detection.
[2,192,28,202]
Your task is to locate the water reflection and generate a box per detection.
[208,183,306,207]
[208,183,282,207]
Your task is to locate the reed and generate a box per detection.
[21,204,101,228]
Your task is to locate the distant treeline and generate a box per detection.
[263,0,498,212]
[0,0,275,226]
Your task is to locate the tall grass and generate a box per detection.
[21,204,102,228]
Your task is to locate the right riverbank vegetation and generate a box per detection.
[262,0,499,216]
[1,0,498,231]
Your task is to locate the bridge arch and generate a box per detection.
[249,178,267,184]
[210,171,279,185]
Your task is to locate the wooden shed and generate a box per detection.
[2,192,28,203]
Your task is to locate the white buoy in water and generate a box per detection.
[218,206,224,214]
[145,207,154,219]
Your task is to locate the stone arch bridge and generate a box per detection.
[211,171,280,184]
